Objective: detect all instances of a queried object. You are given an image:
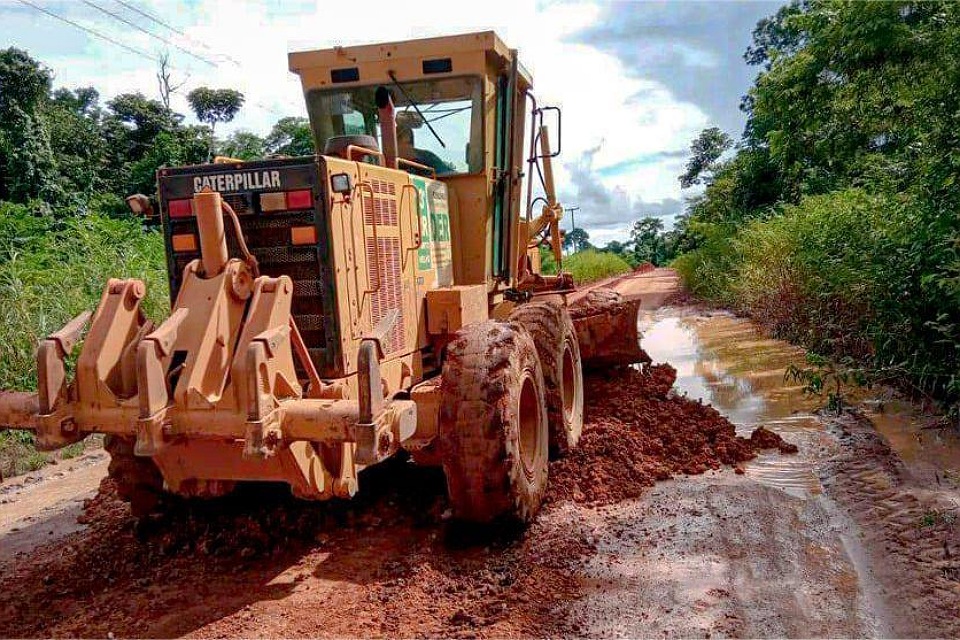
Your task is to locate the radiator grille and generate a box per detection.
[363,195,398,227]
[370,178,396,196]
[366,236,404,355]
[168,209,328,372]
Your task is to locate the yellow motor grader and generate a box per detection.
[0,32,641,524]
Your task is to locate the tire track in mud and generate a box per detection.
[820,411,960,638]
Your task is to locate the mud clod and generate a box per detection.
[750,426,799,454]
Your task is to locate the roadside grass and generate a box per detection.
[675,188,960,412]
[561,249,633,284]
[0,201,168,478]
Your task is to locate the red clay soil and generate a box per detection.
[550,364,793,505]
[0,366,795,639]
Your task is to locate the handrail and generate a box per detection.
[399,184,424,270]
[355,181,382,299]
[345,145,385,165]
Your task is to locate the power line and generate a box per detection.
[107,0,295,117]
[113,0,242,66]
[16,0,157,62]
[17,0,296,120]
[81,0,217,67]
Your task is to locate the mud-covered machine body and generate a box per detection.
[0,32,642,523]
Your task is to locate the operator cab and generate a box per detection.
[305,76,483,177]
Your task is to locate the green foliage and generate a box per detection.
[0,47,51,118]
[186,87,245,129]
[562,249,633,284]
[266,116,314,156]
[629,217,668,265]
[220,130,267,160]
[675,0,960,411]
[187,87,244,159]
[563,227,591,253]
[539,245,558,275]
[785,351,870,414]
[679,127,733,189]
[0,201,168,392]
[0,429,48,478]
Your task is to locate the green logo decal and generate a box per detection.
[411,177,433,270]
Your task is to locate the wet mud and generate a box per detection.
[2,268,959,638]
[0,360,792,639]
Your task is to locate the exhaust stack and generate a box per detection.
[375,86,398,169]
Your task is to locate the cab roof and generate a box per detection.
[288,31,532,91]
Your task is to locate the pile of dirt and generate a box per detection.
[750,426,799,454]
[548,364,796,505]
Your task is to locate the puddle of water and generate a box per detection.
[639,307,960,496]
[867,404,960,480]
[640,310,824,497]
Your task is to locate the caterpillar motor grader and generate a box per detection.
[0,32,641,524]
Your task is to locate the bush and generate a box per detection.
[677,188,960,406]
[562,249,633,284]
[0,201,168,392]
[0,200,167,477]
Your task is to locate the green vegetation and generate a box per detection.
[671,1,960,412]
[543,247,633,284]
[564,250,633,283]
[0,202,168,392]
[0,201,166,478]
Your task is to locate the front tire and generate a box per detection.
[439,320,549,524]
[510,299,584,458]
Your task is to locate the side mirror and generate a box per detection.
[536,106,562,159]
[125,194,155,219]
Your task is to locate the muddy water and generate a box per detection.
[641,309,829,498]
[641,307,960,493]
[868,403,960,482]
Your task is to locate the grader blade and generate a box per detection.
[569,289,649,369]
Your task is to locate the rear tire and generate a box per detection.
[104,435,164,517]
[510,299,584,457]
[439,320,548,524]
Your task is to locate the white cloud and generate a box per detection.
[2,0,712,241]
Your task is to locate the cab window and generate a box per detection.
[306,76,483,175]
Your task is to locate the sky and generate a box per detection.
[0,0,780,244]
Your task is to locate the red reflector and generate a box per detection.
[168,199,193,218]
[285,189,313,210]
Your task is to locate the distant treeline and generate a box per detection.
[0,47,313,216]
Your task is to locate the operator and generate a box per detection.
[396,122,456,175]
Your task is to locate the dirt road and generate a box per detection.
[1,268,958,638]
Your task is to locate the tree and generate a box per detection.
[220,130,266,160]
[186,87,244,157]
[563,227,591,254]
[602,240,629,255]
[743,0,809,68]
[0,48,61,204]
[46,87,108,200]
[156,52,186,110]
[0,48,50,119]
[679,127,733,189]
[101,92,205,196]
[265,116,314,156]
[630,217,665,265]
